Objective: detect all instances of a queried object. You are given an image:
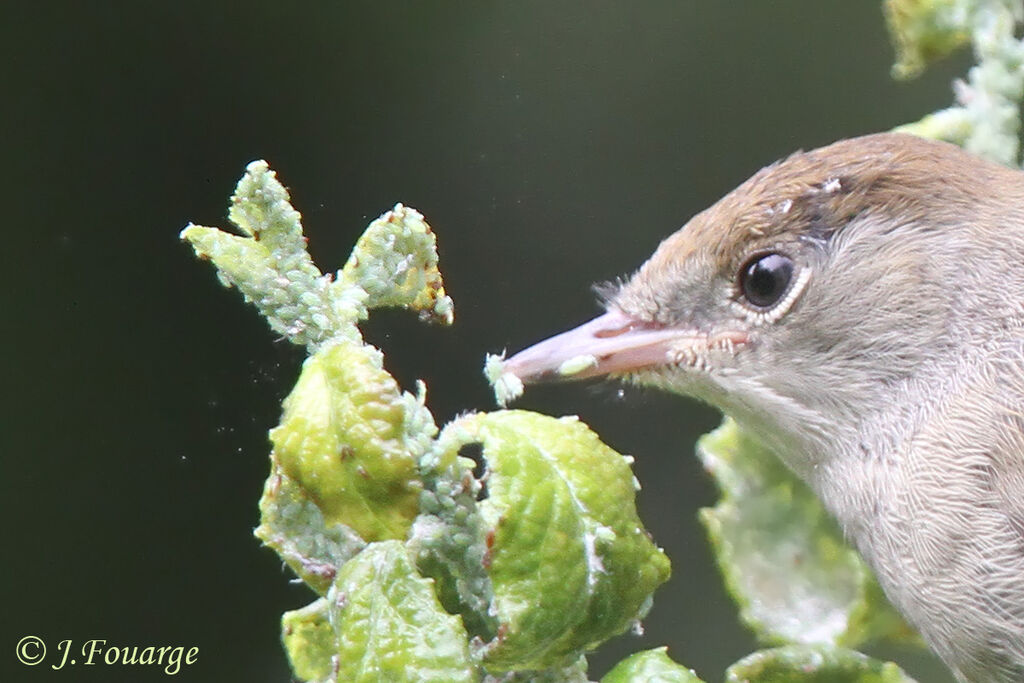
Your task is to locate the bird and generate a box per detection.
[500,132,1024,683]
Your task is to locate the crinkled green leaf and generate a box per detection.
[601,647,705,683]
[698,418,916,647]
[282,598,336,682]
[269,340,434,542]
[328,541,476,683]
[884,0,971,79]
[338,203,454,325]
[441,410,670,671]
[255,463,366,595]
[724,645,917,683]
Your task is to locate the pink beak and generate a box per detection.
[502,308,701,384]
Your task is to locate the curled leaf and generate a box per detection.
[698,419,916,647]
[601,647,705,683]
[724,645,917,682]
[284,541,476,683]
[440,410,670,671]
[270,340,434,543]
[282,599,336,682]
[331,541,475,683]
[884,0,971,79]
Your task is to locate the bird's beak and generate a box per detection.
[502,308,697,384]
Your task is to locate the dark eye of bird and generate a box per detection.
[740,253,793,308]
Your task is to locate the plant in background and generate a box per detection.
[182,170,670,682]
[888,0,1024,166]
[181,2,1024,681]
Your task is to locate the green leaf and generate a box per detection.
[724,645,917,682]
[441,410,670,672]
[601,647,705,683]
[697,419,916,647]
[883,0,970,79]
[891,1,1024,167]
[269,340,434,543]
[329,541,476,683]
[282,599,336,682]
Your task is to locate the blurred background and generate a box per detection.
[4,2,963,681]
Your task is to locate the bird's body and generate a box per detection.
[845,354,1024,682]
[502,133,1024,682]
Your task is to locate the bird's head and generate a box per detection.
[502,133,1012,474]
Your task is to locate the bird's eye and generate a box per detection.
[739,253,794,308]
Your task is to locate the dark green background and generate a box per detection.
[4,3,961,682]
